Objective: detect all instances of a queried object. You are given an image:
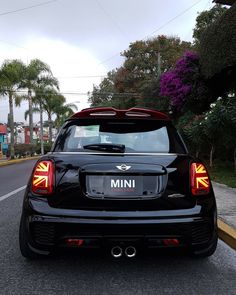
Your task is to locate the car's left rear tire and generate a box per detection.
[190,234,218,258]
[19,213,50,259]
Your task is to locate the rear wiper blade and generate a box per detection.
[83,143,125,153]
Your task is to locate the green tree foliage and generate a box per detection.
[179,96,236,169]
[193,4,227,47]
[177,112,206,157]
[39,89,75,142]
[216,95,236,171]
[88,70,125,108]
[54,102,78,130]
[201,102,226,167]
[200,3,236,95]
[89,35,192,110]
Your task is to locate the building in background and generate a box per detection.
[5,122,58,148]
[0,124,8,157]
[24,126,40,144]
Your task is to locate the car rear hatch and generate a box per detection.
[47,107,195,211]
[47,153,195,211]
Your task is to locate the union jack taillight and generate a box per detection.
[32,160,54,195]
[190,163,210,196]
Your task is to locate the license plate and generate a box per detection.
[104,176,143,196]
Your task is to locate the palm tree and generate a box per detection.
[41,90,77,142]
[33,76,59,154]
[0,60,24,159]
[54,102,78,131]
[20,59,53,144]
[25,89,77,145]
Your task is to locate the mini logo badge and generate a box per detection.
[116,164,131,171]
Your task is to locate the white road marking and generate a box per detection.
[0,185,27,202]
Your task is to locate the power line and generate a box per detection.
[0,101,29,109]
[0,89,140,96]
[0,1,59,50]
[0,0,58,17]
[98,53,124,66]
[95,0,130,41]
[0,39,28,50]
[57,75,107,79]
[183,0,211,41]
[98,0,205,66]
[145,0,204,38]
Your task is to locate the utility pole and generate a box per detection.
[28,89,34,144]
[157,52,162,79]
[39,101,44,155]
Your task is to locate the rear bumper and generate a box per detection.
[23,197,217,252]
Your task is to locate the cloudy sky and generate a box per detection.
[0,0,213,123]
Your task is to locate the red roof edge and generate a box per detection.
[69,107,170,120]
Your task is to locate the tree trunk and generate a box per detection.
[48,113,53,144]
[234,147,236,173]
[209,145,214,168]
[9,92,15,159]
[40,102,44,155]
[28,89,33,144]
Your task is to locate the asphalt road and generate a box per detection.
[0,160,37,196]
[0,160,236,295]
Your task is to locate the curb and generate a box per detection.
[212,181,236,190]
[218,219,236,250]
[212,181,229,189]
[0,156,40,167]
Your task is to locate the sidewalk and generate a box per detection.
[0,155,39,166]
[212,182,236,250]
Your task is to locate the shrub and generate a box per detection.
[13,144,36,158]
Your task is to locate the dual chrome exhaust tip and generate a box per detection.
[111,246,137,258]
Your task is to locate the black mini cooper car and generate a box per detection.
[19,107,217,259]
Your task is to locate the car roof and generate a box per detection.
[68,107,170,121]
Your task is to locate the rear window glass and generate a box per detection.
[53,119,186,154]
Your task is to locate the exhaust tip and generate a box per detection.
[125,246,136,258]
[111,246,123,258]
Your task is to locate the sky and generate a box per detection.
[0,0,214,123]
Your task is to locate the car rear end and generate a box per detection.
[19,107,217,259]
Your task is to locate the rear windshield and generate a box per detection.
[53,119,187,154]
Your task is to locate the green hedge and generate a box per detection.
[35,142,52,154]
[7,142,53,158]
[13,144,36,158]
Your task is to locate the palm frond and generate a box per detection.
[15,94,27,106]
[24,107,40,120]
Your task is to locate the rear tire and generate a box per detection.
[190,234,218,258]
[19,213,50,259]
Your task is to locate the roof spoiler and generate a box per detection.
[69,107,170,120]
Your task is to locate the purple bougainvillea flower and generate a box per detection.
[160,51,200,110]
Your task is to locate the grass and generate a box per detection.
[207,160,236,188]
